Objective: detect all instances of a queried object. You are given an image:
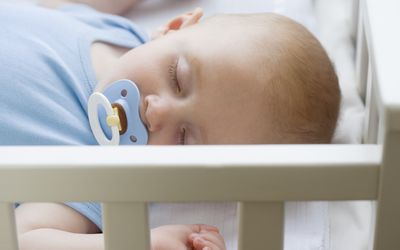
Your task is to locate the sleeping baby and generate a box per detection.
[1,0,340,249]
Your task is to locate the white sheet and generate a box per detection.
[126,0,317,38]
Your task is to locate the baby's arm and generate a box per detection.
[16,202,102,250]
[16,202,226,250]
[38,0,139,14]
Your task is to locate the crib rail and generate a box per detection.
[360,0,400,249]
[0,145,381,202]
[0,145,381,250]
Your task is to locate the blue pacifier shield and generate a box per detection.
[97,79,148,145]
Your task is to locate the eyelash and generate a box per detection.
[168,59,181,93]
[169,59,185,144]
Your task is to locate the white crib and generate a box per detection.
[0,0,399,249]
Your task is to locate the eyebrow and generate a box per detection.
[185,53,202,89]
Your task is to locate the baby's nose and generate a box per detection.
[144,95,171,132]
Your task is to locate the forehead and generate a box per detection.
[184,51,273,144]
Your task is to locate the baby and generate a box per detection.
[1,0,340,249]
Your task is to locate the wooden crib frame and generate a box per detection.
[1,0,399,249]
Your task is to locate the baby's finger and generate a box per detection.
[190,232,225,250]
[188,224,220,234]
[192,235,216,250]
[198,224,220,233]
[200,230,224,242]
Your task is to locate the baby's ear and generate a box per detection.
[152,7,203,39]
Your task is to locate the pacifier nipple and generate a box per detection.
[107,104,127,134]
[88,79,148,145]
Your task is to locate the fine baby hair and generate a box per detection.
[198,13,341,144]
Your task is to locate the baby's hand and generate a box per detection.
[189,228,227,250]
[151,224,225,250]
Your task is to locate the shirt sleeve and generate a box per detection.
[65,202,103,231]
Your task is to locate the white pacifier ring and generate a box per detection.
[88,92,120,145]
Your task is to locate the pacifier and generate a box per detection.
[88,79,148,145]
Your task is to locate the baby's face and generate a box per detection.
[105,22,274,144]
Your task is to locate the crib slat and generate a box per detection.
[102,202,150,250]
[0,203,18,250]
[373,132,400,250]
[238,202,284,250]
[355,0,369,103]
[363,61,379,144]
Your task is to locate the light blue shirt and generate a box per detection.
[0,3,148,230]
